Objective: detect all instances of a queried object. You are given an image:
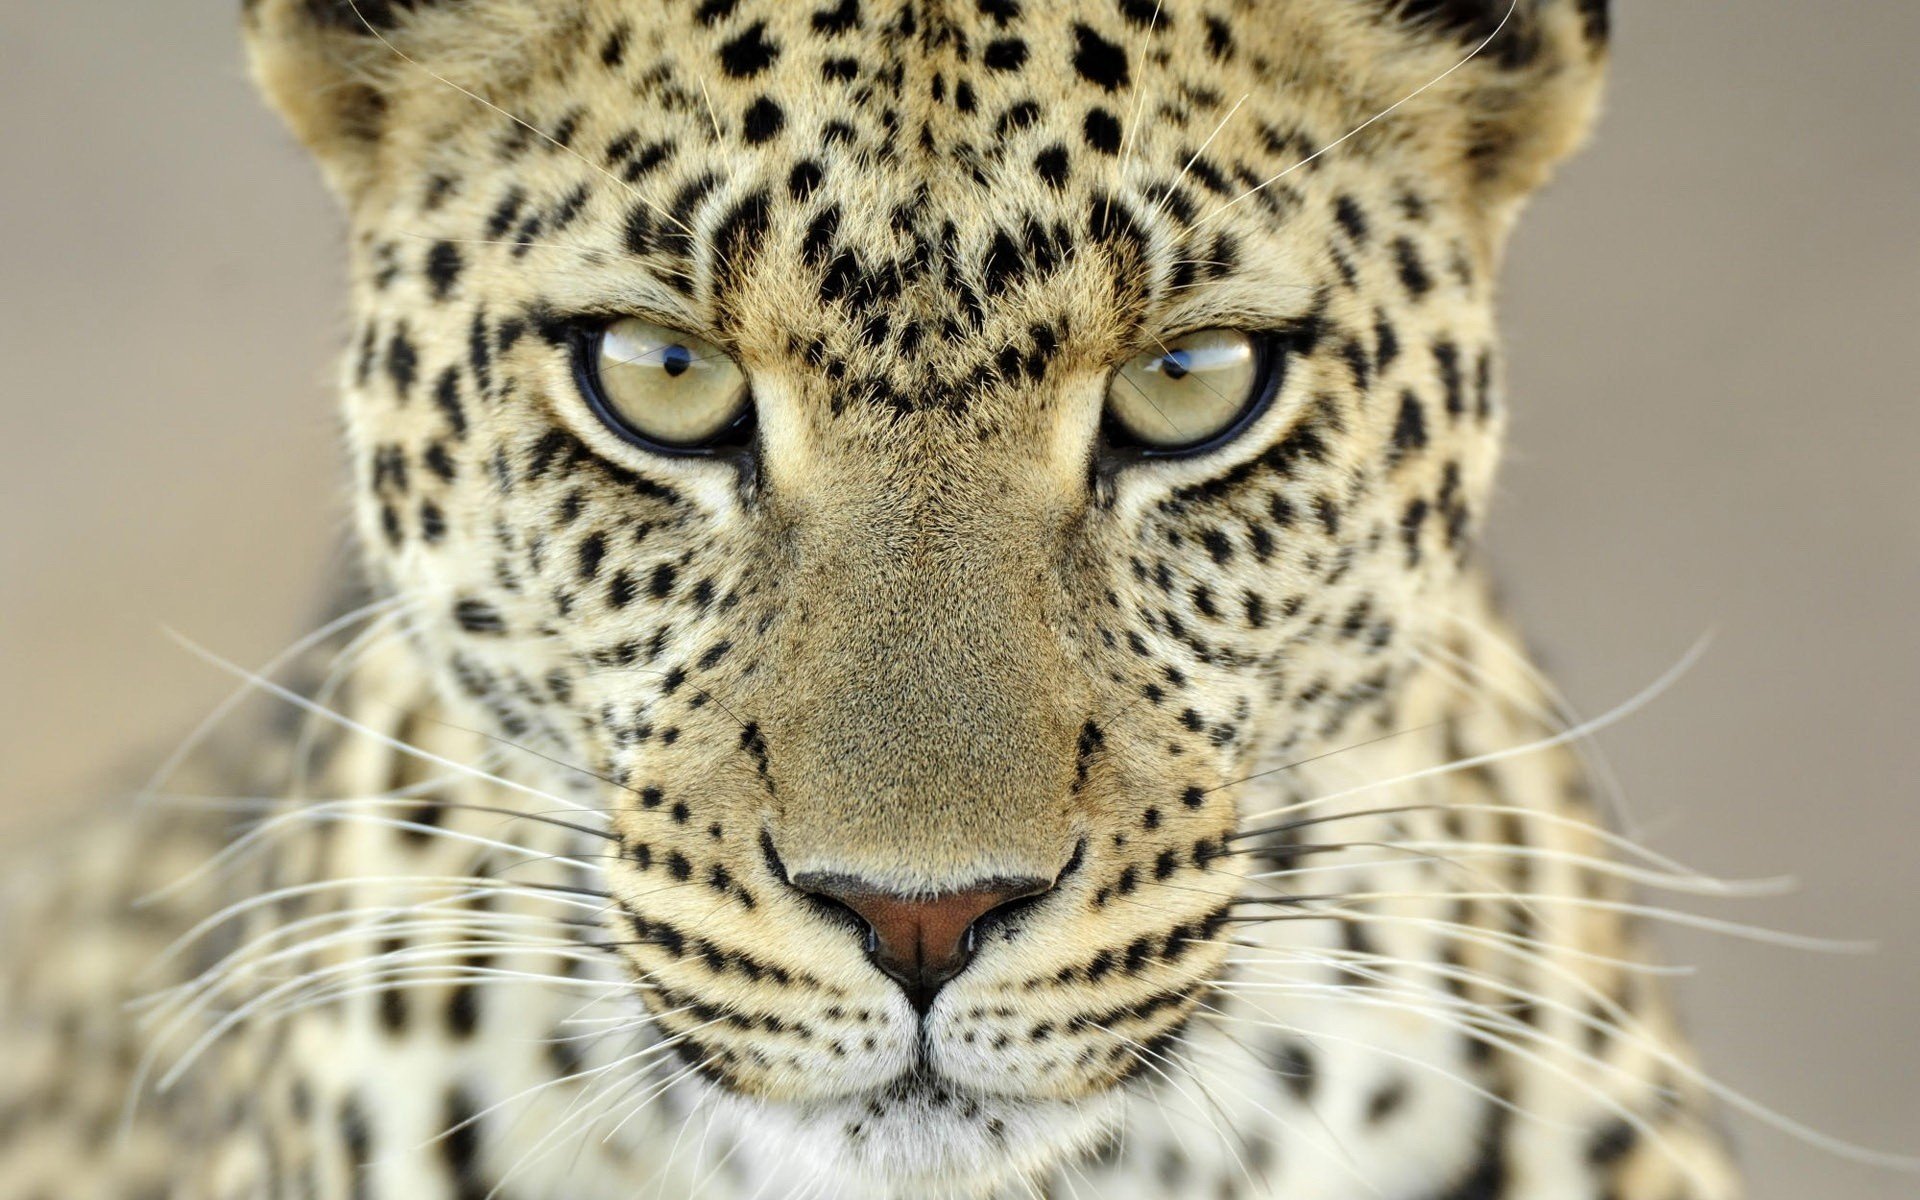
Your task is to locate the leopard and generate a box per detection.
[0,1,1755,1197]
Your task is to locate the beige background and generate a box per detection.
[2,2,1914,1193]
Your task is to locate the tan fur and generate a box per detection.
[2,2,1744,1196]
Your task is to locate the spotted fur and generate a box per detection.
[1,1,1743,1197]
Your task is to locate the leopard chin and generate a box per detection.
[716,1077,1124,1200]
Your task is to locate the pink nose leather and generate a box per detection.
[795,876,1052,1011]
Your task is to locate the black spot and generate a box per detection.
[712,189,773,284]
[978,0,1022,25]
[338,1094,371,1171]
[982,230,1027,292]
[1577,0,1610,43]
[440,1086,491,1199]
[425,241,463,299]
[1393,236,1432,298]
[600,24,630,67]
[623,201,655,256]
[385,326,418,398]
[1366,1077,1409,1124]
[994,100,1042,138]
[1434,340,1465,417]
[1333,195,1370,244]
[742,95,785,143]
[1274,1041,1316,1102]
[453,599,505,635]
[1400,497,1430,566]
[803,205,841,266]
[1204,16,1234,60]
[788,159,825,199]
[811,0,861,34]
[432,367,466,437]
[485,186,527,238]
[1390,391,1428,463]
[445,984,478,1038]
[576,532,607,581]
[983,37,1029,70]
[1070,24,1130,91]
[1199,528,1233,565]
[1034,144,1070,188]
[719,21,779,78]
[1083,108,1122,154]
[1586,1118,1637,1166]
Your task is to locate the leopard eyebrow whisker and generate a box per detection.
[1143,92,1251,231]
[337,0,705,248]
[1108,0,1170,227]
[1197,1,1521,229]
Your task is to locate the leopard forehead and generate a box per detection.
[242,0,1608,1120]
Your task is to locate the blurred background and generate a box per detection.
[2,2,1914,1193]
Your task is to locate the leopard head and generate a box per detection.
[244,0,1606,1191]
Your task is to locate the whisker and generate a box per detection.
[1238,636,1713,829]
[338,0,703,246]
[163,630,602,816]
[1197,2,1520,228]
[1231,889,1871,954]
[139,594,408,805]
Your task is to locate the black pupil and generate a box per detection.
[1160,349,1191,380]
[660,344,693,377]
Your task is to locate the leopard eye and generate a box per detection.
[1105,329,1271,454]
[577,318,751,451]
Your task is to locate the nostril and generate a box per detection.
[788,872,1055,1012]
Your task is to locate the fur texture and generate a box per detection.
[0,1,1743,1196]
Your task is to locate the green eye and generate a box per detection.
[1106,329,1272,454]
[579,318,751,451]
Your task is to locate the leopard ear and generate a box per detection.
[240,0,484,199]
[1380,0,1612,202]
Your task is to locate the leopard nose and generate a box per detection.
[791,874,1054,1013]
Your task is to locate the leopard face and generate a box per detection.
[245,0,1605,1191]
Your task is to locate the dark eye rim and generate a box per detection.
[1100,328,1292,461]
[568,320,756,456]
